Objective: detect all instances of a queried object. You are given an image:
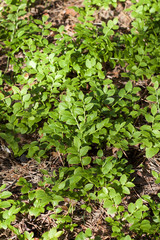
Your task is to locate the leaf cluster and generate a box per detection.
[0,0,160,239]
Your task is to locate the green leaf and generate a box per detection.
[48,227,63,239]
[85,228,92,237]
[87,206,92,213]
[112,226,120,233]
[103,199,113,208]
[73,107,84,115]
[102,161,112,175]
[124,236,132,240]
[79,91,84,100]
[84,183,93,192]
[29,206,44,217]
[13,102,22,114]
[73,64,80,73]
[135,198,143,208]
[145,114,154,123]
[67,146,79,154]
[152,170,159,179]
[28,145,39,157]
[75,232,86,240]
[58,25,64,33]
[28,60,37,69]
[97,149,103,157]
[152,123,160,130]
[109,188,116,199]
[128,202,136,213]
[107,89,115,97]
[122,186,130,194]
[135,69,144,76]
[81,156,91,165]
[114,194,122,205]
[80,146,90,157]
[36,189,47,199]
[140,220,151,231]
[146,147,159,158]
[24,231,34,240]
[5,97,11,106]
[21,185,31,194]
[120,174,127,185]
[0,201,11,208]
[107,20,114,29]
[96,62,102,70]
[23,94,31,102]
[85,103,94,111]
[12,86,19,94]
[97,121,104,130]
[0,191,12,199]
[85,96,92,104]
[140,125,152,131]
[155,178,160,184]
[66,118,77,125]
[16,177,27,186]
[67,154,80,164]
[42,14,49,23]
[107,206,117,215]
[91,58,96,67]
[146,95,157,102]
[151,105,157,116]
[0,93,4,100]
[36,73,45,81]
[21,85,28,95]
[118,88,126,98]
[74,136,81,150]
[59,59,66,68]
[28,191,35,201]
[154,81,159,90]
[125,182,135,188]
[86,59,92,69]
[58,102,68,111]
[125,81,132,92]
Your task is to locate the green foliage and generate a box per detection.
[82,0,126,10]
[121,0,160,81]
[0,0,160,239]
[75,228,93,240]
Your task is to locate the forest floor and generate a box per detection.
[0,0,160,239]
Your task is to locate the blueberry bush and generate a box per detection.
[0,0,160,239]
